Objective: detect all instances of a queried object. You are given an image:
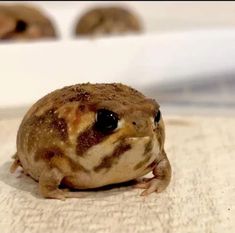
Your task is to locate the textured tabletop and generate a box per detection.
[0,115,234,233]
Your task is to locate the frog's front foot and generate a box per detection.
[39,166,88,200]
[135,177,167,196]
[135,154,171,196]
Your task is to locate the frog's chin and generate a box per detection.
[66,135,160,189]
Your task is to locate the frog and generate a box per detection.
[74,6,142,37]
[10,83,171,200]
[0,4,56,41]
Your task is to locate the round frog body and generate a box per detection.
[11,83,171,199]
[74,6,142,37]
[0,4,57,40]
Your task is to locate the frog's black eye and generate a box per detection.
[154,110,161,124]
[95,109,119,133]
[15,20,28,33]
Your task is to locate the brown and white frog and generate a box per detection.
[11,83,171,200]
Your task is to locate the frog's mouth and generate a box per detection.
[123,136,157,156]
[124,136,151,144]
[124,135,160,159]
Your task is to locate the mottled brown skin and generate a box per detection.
[11,83,171,199]
[94,142,132,172]
[74,6,142,37]
[0,4,56,41]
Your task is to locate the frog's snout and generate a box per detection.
[128,118,154,137]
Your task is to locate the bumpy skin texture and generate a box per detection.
[11,83,171,200]
[74,6,142,37]
[0,4,56,40]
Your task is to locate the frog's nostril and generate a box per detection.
[132,121,136,125]
[15,20,28,33]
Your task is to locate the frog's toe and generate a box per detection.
[136,154,172,196]
[135,177,168,196]
[134,177,152,189]
[42,189,67,201]
[63,190,89,199]
[139,178,163,196]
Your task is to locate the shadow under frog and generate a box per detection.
[0,161,136,200]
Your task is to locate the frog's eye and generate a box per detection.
[15,20,28,33]
[154,110,161,124]
[95,109,119,133]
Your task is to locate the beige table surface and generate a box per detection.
[0,115,234,233]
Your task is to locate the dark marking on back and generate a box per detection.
[35,146,63,162]
[51,117,67,140]
[94,143,131,172]
[76,125,108,156]
[25,108,68,152]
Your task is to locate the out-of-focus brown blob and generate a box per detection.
[74,6,142,37]
[0,4,57,41]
